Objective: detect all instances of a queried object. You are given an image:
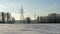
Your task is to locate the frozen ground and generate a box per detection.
[0,24,60,34]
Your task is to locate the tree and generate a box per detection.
[26,17,31,24]
[48,13,57,23]
[12,17,15,23]
[7,12,11,23]
[37,16,40,23]
[1,12,5,23]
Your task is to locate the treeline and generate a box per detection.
[25,13,60,24]
[0,12,60,24]
[0,12,15,24]
[36,13,60,23]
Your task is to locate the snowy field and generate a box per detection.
[0,24,60,34]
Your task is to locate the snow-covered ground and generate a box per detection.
[0,24,60,34]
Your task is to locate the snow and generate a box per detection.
[0,24,60,34]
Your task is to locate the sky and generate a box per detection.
[0,0,60,20]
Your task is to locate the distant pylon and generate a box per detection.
[34,13,36,19]
[20,5,25,23]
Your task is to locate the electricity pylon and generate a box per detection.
[20,5,25,23]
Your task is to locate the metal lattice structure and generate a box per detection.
[20,6,25,23]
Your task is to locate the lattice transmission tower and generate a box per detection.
[20,6,25,23]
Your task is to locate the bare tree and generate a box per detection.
[1,12,5,23]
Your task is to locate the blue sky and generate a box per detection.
[0,0,60,20]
